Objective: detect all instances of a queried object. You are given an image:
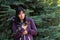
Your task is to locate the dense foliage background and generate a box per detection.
[0,0,60,40]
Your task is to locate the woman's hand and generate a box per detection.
[23,30,28,35]
[22,24,28,35]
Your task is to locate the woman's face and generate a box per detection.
[18,11,25,20]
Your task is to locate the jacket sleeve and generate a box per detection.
[28,18,37,36]
[12,22,25,39]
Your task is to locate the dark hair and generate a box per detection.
[15,6,26,23]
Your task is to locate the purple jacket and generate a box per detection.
[11,16,37,40]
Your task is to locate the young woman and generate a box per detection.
[11,6,37,40]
